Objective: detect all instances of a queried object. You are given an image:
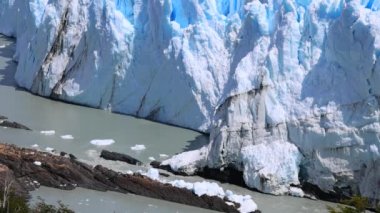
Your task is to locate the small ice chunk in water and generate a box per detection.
[148,156,155,161]
[131,144,146,151]
[61,135,74,140]
[31,144,39,148]
[90,139,115,146]
[159,154,169,158]
[40,130,55,135]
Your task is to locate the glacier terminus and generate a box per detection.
[1,0,380,206]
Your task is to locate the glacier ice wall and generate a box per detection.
[1,0,380,201]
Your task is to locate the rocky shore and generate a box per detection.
[101,148,377,208]
[150,160,378,207]
[0,143,259,213]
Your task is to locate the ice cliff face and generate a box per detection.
[1,0,380,203]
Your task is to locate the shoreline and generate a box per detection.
[0,143,259,213]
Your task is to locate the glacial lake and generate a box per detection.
[0,34,336,213]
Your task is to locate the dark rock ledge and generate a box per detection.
[100,150,142,166]
[0,115,31,130]
[0,143,259,213]
[150,160,380,209]
[97,149,379,210]
[150,161,247,187]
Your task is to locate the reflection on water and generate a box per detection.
[0,34,335,213]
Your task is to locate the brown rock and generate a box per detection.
[93,165,239,212]
[0,144,248,212]
[0,164,28,198]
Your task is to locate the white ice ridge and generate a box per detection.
[1,0,380,200]
[142,168,258,213]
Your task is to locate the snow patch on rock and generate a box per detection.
[146,168,160,181]
[31,144,39,148]
[45,147,55,152]
[193,181,225,198]
[139,167,258,212]
[33,161,42,166]
[289,187,305,198]
[168,180,194,191]
[161,146,207,175]
[167,179,257,212]
[226,190,258,213]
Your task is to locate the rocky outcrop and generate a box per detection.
[0,115,31,130]
[100,150,142,166]
[0,144,109,191]
[151,160,247,187]
[0,144,257,213]
[0,164,29,199]
[93,165,243,213]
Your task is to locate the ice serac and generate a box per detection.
[1,0,380,203]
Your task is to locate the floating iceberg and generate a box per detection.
[130,144,146,151]
[60,135,74,140]
[90,139,115,146]
[40,130,56,136]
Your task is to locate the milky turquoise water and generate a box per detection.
[0,34,336,213]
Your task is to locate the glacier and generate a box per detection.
[1,0,380,204]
